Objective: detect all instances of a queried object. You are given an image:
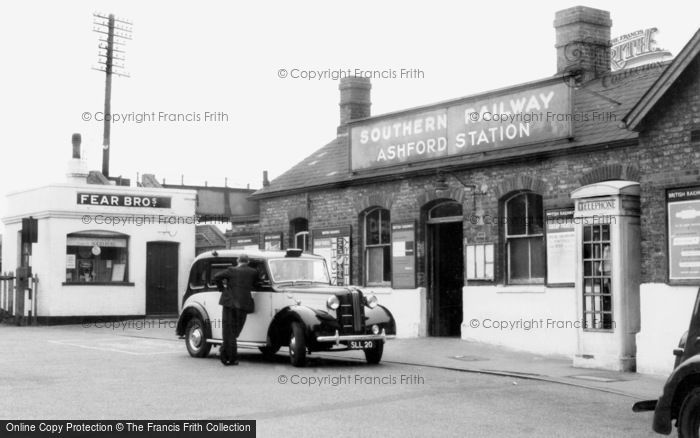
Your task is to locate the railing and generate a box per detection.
[0,272,39,325]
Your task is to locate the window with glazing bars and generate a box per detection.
[582,224,613,330]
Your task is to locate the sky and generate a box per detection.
[0,0,698,233]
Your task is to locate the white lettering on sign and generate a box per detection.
[359,114,447,145]
[77,193,170,208]
[462,91,555,123]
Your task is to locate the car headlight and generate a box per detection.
[366,294,378,309]
[326,295,340,310]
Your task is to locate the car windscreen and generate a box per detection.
[268,258,330,284]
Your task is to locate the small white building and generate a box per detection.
[1,136,196,321]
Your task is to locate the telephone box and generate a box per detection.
[571,181,641,371]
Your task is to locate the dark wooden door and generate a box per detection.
[146,242,179,315]
[429,221,464,336]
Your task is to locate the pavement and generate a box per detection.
[59,317,667,402]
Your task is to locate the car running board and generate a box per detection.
[206,339,267,348]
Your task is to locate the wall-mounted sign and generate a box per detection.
[77,193,172,208]
[466,243,494,280]
[67,236,127,248]
[391,222,416,288]
[350,80,571,171]
[312,226,351,286]
[545,208,576,285]
[229,235,260,251]
[668,187,700,281]
[264,233,283,251]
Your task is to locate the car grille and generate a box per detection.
[337,289,365,334]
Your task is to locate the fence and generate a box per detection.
[0,272,39,325]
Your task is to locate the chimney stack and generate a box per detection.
[337,76,371,135]
[262,170,270,187]
[66,133,88,184]
[554,6,612,82]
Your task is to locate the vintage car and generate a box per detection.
[633,287,700,437]
[175,249,396,367]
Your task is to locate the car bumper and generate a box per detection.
[316,329,394,346]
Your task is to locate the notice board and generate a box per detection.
[545,208,576,285]
[667,187,700,281]
[312,226,351,286]
[391,222,416,289]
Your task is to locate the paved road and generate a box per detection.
[0,324,658,437]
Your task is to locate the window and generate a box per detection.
[65,231,128,283]
[290,218,309,252]
[582,224,613,330]
[364,208,391,284]
[504,192,544,284]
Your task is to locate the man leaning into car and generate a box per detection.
[213,253,257,365]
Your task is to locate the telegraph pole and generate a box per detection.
[93,12,132,178]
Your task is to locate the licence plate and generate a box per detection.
[349,340,374,349]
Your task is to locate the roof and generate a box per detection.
[252,64,668,200]
[624,28,700,131]
[195,224,227,249]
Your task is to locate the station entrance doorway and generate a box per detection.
[427,201,464,337]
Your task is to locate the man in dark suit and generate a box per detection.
[213,253,257,365]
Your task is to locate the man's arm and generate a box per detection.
[212,268,229,290]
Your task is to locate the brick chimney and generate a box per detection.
[554,6,612,82]
[66,133,88,184]
[337,76,371,135]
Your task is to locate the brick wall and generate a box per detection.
[258,58,700,287]
[636,57,700,283]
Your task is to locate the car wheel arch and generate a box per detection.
[267,306,317,347]
[177,304,212,340]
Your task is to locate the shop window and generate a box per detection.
[582,224,613,330]
[65,232,128,283]
[290,218,309,251]
[504,192,544,284]
[364,207,391,285]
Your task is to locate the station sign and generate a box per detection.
[350,80,572,171]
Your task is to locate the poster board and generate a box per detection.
[667,187,700,281]
[264,233,283,251]
[111,263,126,282]
[545,208,576,285]
[312,226,351,286]
[229,235,260,251]
[391,222,416,288]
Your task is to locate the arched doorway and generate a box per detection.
[426,200,463,336]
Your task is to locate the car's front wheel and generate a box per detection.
[678,387,700,438]
[185,317,211,358]
[289,322,307,367]
[364,341,384,364]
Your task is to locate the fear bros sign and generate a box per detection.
[350,79,572,171]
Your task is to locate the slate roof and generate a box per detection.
[195,224,227,250]
[252,64,669,199]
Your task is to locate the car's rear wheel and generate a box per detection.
[289,322,307,367]
[185,317,211,358]
[364,341,384,364]
[678,387,700,438]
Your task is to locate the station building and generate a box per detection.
[249,7,700,374]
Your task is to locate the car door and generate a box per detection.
[238,260,274,343]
